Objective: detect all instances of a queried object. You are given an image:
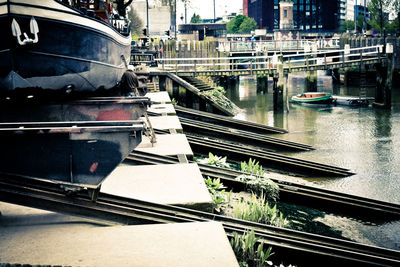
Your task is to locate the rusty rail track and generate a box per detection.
[0,174,399,266]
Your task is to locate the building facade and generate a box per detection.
[243,0,248,16]
[247,0,340,33]
[132,0,170,36]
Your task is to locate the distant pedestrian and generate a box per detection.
[251,35,255,50]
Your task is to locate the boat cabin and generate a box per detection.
[60,0,130,35]
[61,0,112,21]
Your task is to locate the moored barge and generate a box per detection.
[0,0,131,96]
[0,121,144,190]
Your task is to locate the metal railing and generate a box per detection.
[218,38,341,52]
[155,45,384,75]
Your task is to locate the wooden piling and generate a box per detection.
[305,71,317,92]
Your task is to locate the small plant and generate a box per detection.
[205,177,230,212]
[233,193,290,228]
[171,98,178,105]
[199,152,231,169]
[245,177,280,201]
[237,159,279,201]
[230,229,273,267]
[241,158,265,177]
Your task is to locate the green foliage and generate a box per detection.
[227,15,257,34]
[201,86,236,112]
[355,15,368,32]
[227,15,246,33]
[386,17,399,34]
[241,158,265,177]
[199,152,231,168]
[237,159,279,201]
[190,13,202,23]
[239,17,258,33]
[230,230,273,267]
[205,177,230,212]
[233,193,290,228]
[368,0,393,33]
[244,177,280,201]
[340,20,355,32]
[127,6,144,36]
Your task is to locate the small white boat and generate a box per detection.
[333,95,374,106]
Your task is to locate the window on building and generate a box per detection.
[284,9,287,18]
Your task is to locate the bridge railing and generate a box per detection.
[218,38,341,52]
[155,45,383,75]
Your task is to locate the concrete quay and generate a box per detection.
[0,203,238,267]
[0,91,238,266]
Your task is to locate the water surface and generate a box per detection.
[225,72,400,249]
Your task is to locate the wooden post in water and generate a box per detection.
[384,48,394,108]
[257,75,268,94]
[374,44,394,109]
[374,62,385,105]
[305,43,317,92]
[273,57,284,111]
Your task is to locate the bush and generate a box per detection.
[199,152,231,169]
[230,229,273,267]
[237,159,280,201]
[233,193,289,228]
[205,177,230,212]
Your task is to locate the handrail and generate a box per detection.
[152,45,385,75]
[156,45,383,62]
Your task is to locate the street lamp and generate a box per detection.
[146,0,149,37]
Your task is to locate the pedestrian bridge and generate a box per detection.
[218,38,341,53]
[155,45,385,77]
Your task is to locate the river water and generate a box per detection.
[225,72,400,250]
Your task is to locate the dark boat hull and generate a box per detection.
[0,0,131,95]
[0,121,144,188]
[0,97,151,122]
[291,98,333,105]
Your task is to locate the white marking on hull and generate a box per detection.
[9,3,131,46]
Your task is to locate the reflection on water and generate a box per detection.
[225,72,400,250]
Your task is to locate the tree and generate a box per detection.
[226,15,247,33]
[394,0,400,35]
[340,20,355,32]
[114,0,134,17]
[190,13,202,24]
[356,15,367,33]
[127,6,144,35]
[368,0,393,34]
[239,17,257,33]
[386,17,399,34]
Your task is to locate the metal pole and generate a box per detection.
[146,0,149,37]
[364,0,367,34]
[174,0,177,39]
[185,2,187,24]
[355,0,357,34]
[213,0,216,23]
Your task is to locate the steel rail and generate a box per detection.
[126,150,400,218]
[178,116,313,152]
[174,106,288,134]
[0,176,399,267]
[184,133,354,177]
